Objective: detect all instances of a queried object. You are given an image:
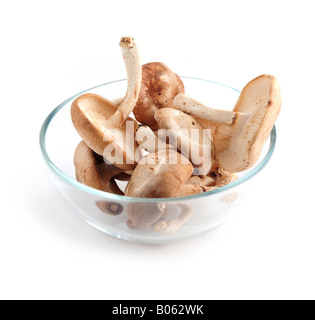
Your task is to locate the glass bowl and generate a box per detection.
[40,77,276,244]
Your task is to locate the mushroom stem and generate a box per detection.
[154,108,213,176]
[173,94,249,126]
[106,37,142,128]
[74,141,125,195]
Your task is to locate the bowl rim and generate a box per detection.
[39,76,277,203]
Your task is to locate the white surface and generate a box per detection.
[1,0,314,300]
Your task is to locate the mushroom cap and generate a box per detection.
[74,140,124,195]
[154,108,213,175]
[133,62,185,130]
[125,150,193,198]
[215,74,281,172]
[71,93,140,171]
[74,140,104,191]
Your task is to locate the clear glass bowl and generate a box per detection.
[40,77,276,243]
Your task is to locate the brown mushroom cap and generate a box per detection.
[71,93,140,171]
[125,150,193,229]
[154,108,213,175]
[215,74,281,172]
[133,62,185,130]
[125,150,193,198]
[74,140,104,191]
[74,140,124,195]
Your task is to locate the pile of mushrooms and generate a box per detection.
[71,37,281,232]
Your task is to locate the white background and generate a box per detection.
[1,0,314,300]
